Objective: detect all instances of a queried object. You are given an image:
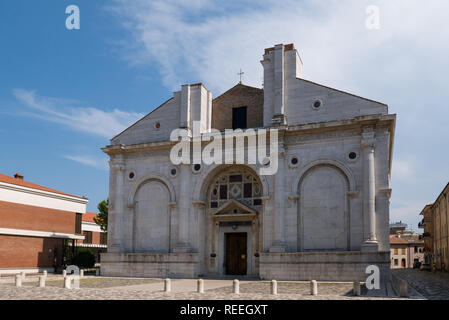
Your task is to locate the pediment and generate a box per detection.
[210,199,257,216]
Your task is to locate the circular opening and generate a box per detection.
[155,122,161,129]
[349,152,357,160]
[128,172,135,179]
[170,168,177,176]
[291,157,298,165]
[262,157,270,166]
[313,100,322,109]
[194,164,201,171]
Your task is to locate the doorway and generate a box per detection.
[225,233,247,275]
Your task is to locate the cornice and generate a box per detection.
[0,182,89,205]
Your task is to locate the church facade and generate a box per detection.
[101,43,396,281]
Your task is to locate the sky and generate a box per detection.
[0,0,448,230]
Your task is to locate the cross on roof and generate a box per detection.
[238,69,244,84]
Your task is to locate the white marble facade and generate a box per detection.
[101,44,396,281]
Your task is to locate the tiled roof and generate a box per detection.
[389,236,409,244]
[82,212,98,223]
[390,234,423,245]
[0,173,85,199]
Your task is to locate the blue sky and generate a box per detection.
[0,1,448,230]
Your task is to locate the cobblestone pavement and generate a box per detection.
[0,277,410,300]
[392,269,449,300]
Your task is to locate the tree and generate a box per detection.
[93,198,108,232]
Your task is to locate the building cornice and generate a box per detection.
[0,182,89,205]
[0,227,85,240]
[102,114,396,168]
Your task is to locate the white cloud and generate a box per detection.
[64,154,108,171]
[111,0,449,97]
[392,159,415,182]
[13,89,143,139]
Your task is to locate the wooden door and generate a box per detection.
[225,233,247,275]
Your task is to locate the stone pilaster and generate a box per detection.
[108,157,125,253]
[361,127,379,252]
[173,164,191,252]
[270,136,286,253]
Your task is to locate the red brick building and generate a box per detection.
[0,173,88,273]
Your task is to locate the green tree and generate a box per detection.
[93,198,108,232]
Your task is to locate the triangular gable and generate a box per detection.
[211,199,257,216]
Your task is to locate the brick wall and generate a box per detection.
[0,200,77,234]
[212,84,263,131]
[0,235,63,268]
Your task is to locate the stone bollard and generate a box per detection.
[39,275,46,288]
[164,278,171,292]
[80,270,84,278]
[398,280,408,297]
[233,279,240,294]
[310,280,318,296]
[271,280,278,295]
[15,274,22,287]
[62,270,67,278]
[197,279,204,293]
[43,270,47,277]
[353,281,361,296]
[21,271,26,280]
[64,276,72,289]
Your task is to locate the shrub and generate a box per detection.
[70,248,95,268]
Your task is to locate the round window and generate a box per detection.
[128,172,135,179]
[291,157,298,165]
[194,164,201,171]
[349,152,357,160]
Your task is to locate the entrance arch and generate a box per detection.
[201,165,263,277]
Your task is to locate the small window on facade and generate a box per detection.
[100,232,108,245]
[75,213,82,235]
[232,106,247,130]
[394,259,398,266]
[349,152,357,160]
[83,231,92,244]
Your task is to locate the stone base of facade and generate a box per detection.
[101,251,390,282]
[100,253,199,278]
[259,251,390,282]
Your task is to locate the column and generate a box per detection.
[108,157,125,253]
[270,141,286,252]
[361,127,379,251]
[174,164,191,252]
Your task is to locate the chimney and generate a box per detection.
[261,43,303,126]
[14,173,24,180]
